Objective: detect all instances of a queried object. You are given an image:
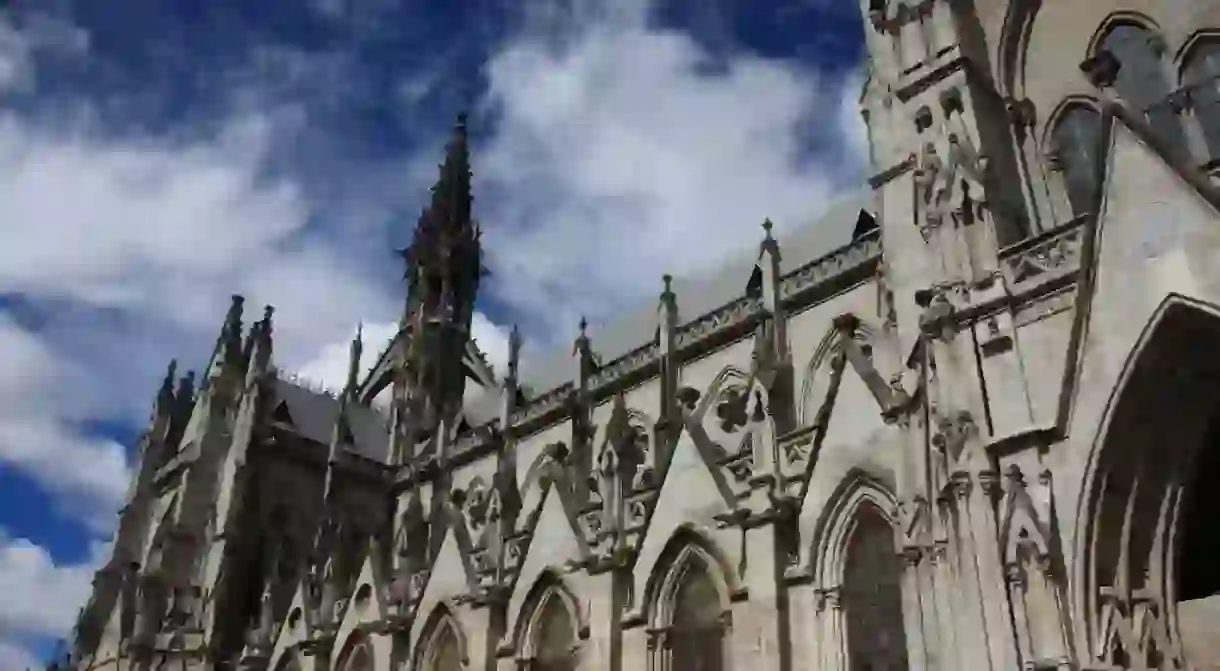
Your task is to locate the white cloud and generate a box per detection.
[0,531,111,667]
[474,1,868,343]
[0,105,397,527]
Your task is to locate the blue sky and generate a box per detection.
[0,0,866,666]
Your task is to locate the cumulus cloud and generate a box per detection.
[0,531,111,668]
[474,0,868,343]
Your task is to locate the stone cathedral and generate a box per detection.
[67,0,1220,669]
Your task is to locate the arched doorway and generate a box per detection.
[1081,298,1220,669]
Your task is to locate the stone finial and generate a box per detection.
[573,316,589,354]
[345,322,364,394]
[508,324,522,381]
[159,359,178,402]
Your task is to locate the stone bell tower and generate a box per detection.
[859,2,1043,669]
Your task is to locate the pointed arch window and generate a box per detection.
[1182,40,1220,161]
[655,546,726,671]
[842,503,909,671]
[529,589,578,671]
[1049,106,1104,217]
[417,610,464,671]
[1096,23,1187,157]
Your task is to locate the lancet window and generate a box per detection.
[1049,105,1104,217]
[842,503,909,671]
[656,545,726,671]
[1181,40,1220,160]
[1097,23,1186,157]
[522,586,579,671]
[417,608,464,671]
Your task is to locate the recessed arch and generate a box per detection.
[1042,98,1106,219]
[413,603,469,671]
[1177,32,1220,160]
[645,527,734,671]
[513,569,585,671]
[1085,14,1186,159]
[335,631,375,671]
[1074,294,1220,668]
[808,469,909,670]
[644,526,735,629]
[1084,12,1164,59]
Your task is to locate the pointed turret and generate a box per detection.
[345,323,364,397]
[244,306,275,388]
[209,295,246,380]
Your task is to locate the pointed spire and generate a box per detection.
[759,218,780,260]
[158,359,178,408]
[507,324,522,382]
[573,316,589,355]
[345,323,364,396]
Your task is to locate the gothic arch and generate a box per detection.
[335,631,375,671]
[1176,31,1220,159]
[1074,294,1220,668]
[1084,13,1165,59]
[808,469,899,588]
[512,569,586,669]
[807,469,909,670]
[644,527,734,671]
[643,526,735,628]
[1085,15,1186,158]
[1042,98,1106,219]
[412,603,469,671]
[996,0,1042,98]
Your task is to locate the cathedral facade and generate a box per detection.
[68,0,1220,669]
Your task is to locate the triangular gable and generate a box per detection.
[505,492,587,640]
[631,431,735,607]
[415,526,472,618]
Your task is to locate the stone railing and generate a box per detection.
[509,382,574,426]
[673,295,765,350]
[998,217,1086,292]
[779,228,882,304]
[504,228,884,433]
[587,341,662,390]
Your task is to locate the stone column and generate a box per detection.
[899,549,931,671]
[730,519,784,670]
[785,579,821,671]
[582,568,622,671]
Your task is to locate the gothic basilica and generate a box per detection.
[68,0,1220,669]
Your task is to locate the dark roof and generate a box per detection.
[271,379,391,462]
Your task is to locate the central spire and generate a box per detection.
[390,113,488,463]
[402,113,483,328]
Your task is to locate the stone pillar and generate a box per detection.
[582,569,622,671]
[730,520,784,669]
[786,580,821,670]
[899,549,931,671]
[948,473,1019,671]
[926,541,959,671]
